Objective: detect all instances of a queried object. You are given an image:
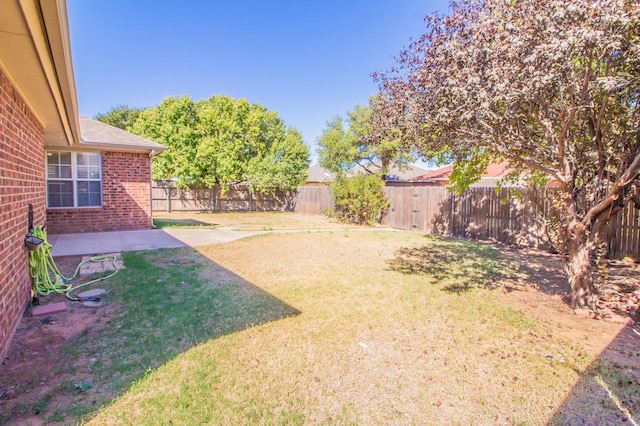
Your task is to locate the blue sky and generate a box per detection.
[67,1,450,163]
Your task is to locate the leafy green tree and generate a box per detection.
[247,128,310,194]
[317,116,357,175]
[317,96,415,177]
[131,95,310,194]
[95,105,144,130]
[130,96,201,186]
[375,0,640,308]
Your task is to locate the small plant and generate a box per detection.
[45,408,66,423]
[73,381,94,395]
[328,174,389,226]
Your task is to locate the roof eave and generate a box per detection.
[11,0,81,146]
[78,140,168,155]
[38,0,81,146]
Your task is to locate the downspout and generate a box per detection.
[149,150,156,228]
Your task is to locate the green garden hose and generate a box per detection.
[28,226,120,301]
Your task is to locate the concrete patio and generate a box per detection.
[48,225,399,257]
[48,226,265,256]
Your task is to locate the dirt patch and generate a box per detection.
[0,256,117,424]
[0,298,117,424]
[494,281,632,358]
[490,245,640,422]
[491,246,640,357]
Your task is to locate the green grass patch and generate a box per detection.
[52,247,299,420]
[152,218,218,229]
[153,211,355,231]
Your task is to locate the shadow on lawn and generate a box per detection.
[547,324,640,425]
[1,246,300,424]
[387,235,640,424]
[386,235,570,296]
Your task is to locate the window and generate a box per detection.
[46,152,102,208]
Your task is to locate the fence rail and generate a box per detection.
[382,186,639,259]
[152,182,640,259]
[293,186,334,215]
[152,183,295,213]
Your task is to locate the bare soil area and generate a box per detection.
[0,256,115,425]
[492,247,640,357]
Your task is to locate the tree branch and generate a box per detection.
[498,151,565,184]
[595,58,611,182]
[585,149,640,225]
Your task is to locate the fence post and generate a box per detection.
[211,187,215,212]
[166,183,171,213]
[450,192,455,236]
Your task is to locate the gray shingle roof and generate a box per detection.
[350,163,427,181]
[79,116,166,152]
[307,164,336,183]
[383,163,427,181]
[307,163,427,183]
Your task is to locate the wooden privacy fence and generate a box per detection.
[152,182,296,212]
[153,182,334,215]
[293,186,334,215]
[384,186,639,259]
[152,182,640,259]
[386,186,554,249]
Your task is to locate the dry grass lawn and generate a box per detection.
[86,230,629,425]
[153,211,356,231]
[2,213,635,425]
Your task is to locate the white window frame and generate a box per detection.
[46,151,103,208]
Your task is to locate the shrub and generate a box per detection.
[328,174,389,225]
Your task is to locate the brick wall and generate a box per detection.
[0,68,46,362]
[46,151,153,233]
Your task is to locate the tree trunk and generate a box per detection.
[560,190,598,309]
[564,224,597,308]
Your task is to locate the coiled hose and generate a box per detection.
[28,226,119,301]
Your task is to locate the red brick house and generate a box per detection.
[0,1,164,362]
[46,116,165,234]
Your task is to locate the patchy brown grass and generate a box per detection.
[153,211,357,231]
[91,231,634,425]
[2,221,638,425]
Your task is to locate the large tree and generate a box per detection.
[95,105,145,131]
[375,0,640,307]
[317,96,415,177]
[131,95,310,194]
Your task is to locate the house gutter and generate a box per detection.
[18,0,81,146]
[77,141,167,155]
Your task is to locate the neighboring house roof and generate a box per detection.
[307,164,336,183]
[0,0,80,147]
[383,163,428,181]
[78,116,166,154]
[349,163,427,181]
[307,163,428,184]
[411,164,454,182]
[483,162,512,179]
[411,162,517,186]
